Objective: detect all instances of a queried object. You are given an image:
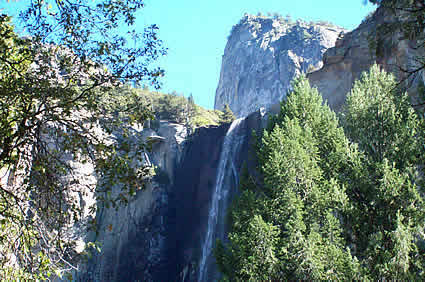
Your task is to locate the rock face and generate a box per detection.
[167,107,277,282]
[308,5,425,110]
[74,121,188,281]
[75,109,277,282]
[165,124,228,281]
[214,15,345,117]
[73,119,243,282]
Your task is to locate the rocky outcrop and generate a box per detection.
[74,121,188,281]
[214,15,345,117]
[308,5,425,110]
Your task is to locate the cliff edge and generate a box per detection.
[214,14,345,117]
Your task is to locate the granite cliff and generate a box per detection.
[308,5,425,110]
[74,121,188,281]
[215,7,424,117]
[214,14,345,117]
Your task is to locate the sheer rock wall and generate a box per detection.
[214,15,345,117]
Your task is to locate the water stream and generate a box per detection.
[198,118,245,282]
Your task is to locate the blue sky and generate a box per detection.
[1,0,376,109]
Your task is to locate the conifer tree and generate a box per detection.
[186,93,196,126]
[215,76,360,280]
[220,103,236,124]
[342,64,425,280]
[342,64,423,170]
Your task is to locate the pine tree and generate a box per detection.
[342,64,425,279]
[342,64,422,170]
[220,104,236,124]
[216,76,360,280]
[186,93,196,126]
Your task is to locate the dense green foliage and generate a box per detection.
[101,86,223,128]
[215,67,425,280]
[0,0,165,279]
[342,64,423,170]
[340,65,425,279]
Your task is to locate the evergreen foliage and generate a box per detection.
[119,87,222,127]
[341,64,425,280]
[219,104,236,124]
[99,85,223,129]
[342,64,422,170]
[215,68,425,280]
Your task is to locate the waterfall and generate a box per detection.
[198,118,245,282]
